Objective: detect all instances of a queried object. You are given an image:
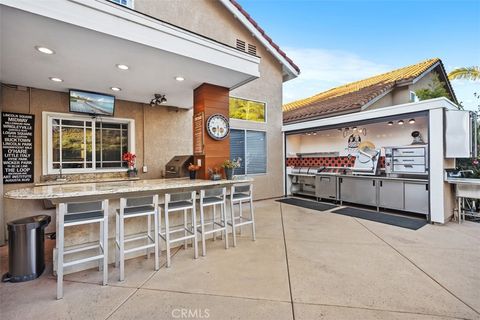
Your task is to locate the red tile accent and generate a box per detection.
[286,156,385,168]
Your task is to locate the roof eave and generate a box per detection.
[219,0,300,81]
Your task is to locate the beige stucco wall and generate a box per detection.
[135,0,286,199]
[1,0,286,249]
[1,86,193,235]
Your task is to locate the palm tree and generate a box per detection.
[448,66,480,81]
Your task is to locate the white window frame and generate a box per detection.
[110,0,135,9]
[410,91,419,102]
[230,128,267,176]
[42,112,135,175]
[229,96,268,124]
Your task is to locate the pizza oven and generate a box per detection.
[165,155,194,178]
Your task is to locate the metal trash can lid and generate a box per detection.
[7,215,51,231]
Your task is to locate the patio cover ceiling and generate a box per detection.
[0,0,260,109]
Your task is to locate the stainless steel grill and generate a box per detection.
[165,155,193,178]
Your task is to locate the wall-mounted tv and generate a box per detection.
[69,89,115,116]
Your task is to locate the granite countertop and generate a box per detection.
[5,177,253,201]
[35,177,140,186]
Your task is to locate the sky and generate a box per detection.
[238,0,480,111]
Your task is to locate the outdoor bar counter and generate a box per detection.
[4,177,253,203]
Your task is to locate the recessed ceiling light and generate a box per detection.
[398,120,404,125]
[409,118,416,124]
[387,121,394,126]
[110,87,121,92]
[49,77,63,82]
[175,76,185,81]
[35,46,55,55]
[116,64,129,70]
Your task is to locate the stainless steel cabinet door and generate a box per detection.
[340,177,377,207]
[404,182,429,215]
[378,180,404,210]
[315,175,337,199]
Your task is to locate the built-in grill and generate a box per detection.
[165,155,193,178]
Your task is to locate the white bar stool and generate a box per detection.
[198,187,228,256]
[159,191,198,267]
[56,200,108,300]
[228,184,255,247]
[115,195,159,281]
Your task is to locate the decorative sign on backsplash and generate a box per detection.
[193,112,204,155]
[2,112,35,184]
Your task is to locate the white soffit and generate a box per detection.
[218,0,299,81]
[282,98,459,132]
[0,0,260,108]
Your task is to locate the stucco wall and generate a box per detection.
[1,86,192,234]
[135,0,285,199]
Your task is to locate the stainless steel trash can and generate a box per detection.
[2,215,51,282]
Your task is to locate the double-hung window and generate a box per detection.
[230,129,267,175]
[44,112,134,174]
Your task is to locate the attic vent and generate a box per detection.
[247,44,257,56]
[236,39,246,51]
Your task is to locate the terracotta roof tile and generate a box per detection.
[283,58,452,124]
[229,0,300,73]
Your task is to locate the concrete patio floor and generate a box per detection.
[1,199,479,320]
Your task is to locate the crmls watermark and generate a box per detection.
[171,308,210,319]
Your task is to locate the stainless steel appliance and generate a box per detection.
[384,145,428,176]
[165,155,194,178]
[289,166,323,197]
[315,174,338,200]
[445,110,477,158]
[352,149,380,175]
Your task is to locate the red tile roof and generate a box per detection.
[229,0,300,73]
[283,58,456,124]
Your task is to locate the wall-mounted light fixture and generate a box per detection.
[388,121,394,126]
[409,118,415,124]
[150,94,167,106]
[398,120,404,125]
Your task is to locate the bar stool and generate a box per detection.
[159,191,198,267]
[115,195,159,281]
[198,187,228,256]
[56,200,109,300]
[228,184,255,247]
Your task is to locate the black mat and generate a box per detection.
[276,198,337,211]
[331,207,427,230]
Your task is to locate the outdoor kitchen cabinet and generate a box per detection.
[378,180,404,210]
[404,182,429,214]
[339,177,377,207]
[315,175,337,200]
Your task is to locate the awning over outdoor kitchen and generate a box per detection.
[0,0,261,109]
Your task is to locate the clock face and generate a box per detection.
[206,114,230,140]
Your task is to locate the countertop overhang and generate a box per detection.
[4,178,253,202]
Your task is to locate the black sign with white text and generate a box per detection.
[2,112,35,184]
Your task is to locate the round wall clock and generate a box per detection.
[206,113,230,140]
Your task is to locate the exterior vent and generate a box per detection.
[247,44,257,56]
[236,39,246,52]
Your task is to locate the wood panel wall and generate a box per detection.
[193,83,230,179]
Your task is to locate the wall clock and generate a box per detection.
[206,113,230,140]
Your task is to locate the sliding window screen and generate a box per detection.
[230,129,246,175]
[230,129,266,175]
[246,130,266,174]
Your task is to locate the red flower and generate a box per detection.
[122,152,136,168]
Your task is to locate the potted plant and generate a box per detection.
[221,158,241,180]
[188,163,201,180]
[208,167,222,181]
[122,152,138,178]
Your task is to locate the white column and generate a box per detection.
[429,108,446,223]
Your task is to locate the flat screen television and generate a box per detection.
[69,89,115,116]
